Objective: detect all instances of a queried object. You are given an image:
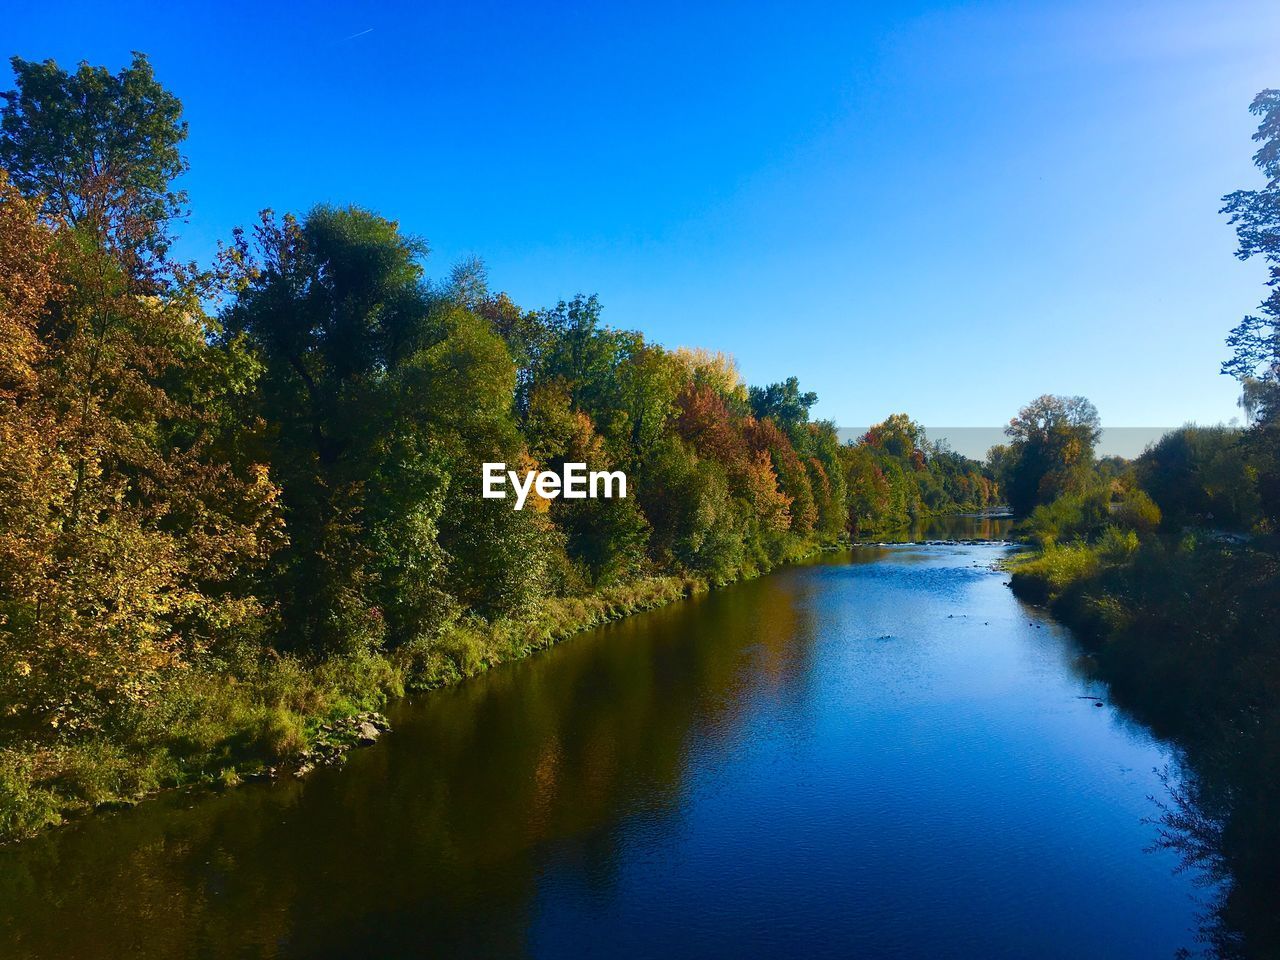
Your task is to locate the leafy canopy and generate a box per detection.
[0,53,187,258]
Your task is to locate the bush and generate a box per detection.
[1020,487,1111,546]
[0,750,62,839]
[1111,488,1161,535]
[247,708,307,759]
[1096,526,1140,563]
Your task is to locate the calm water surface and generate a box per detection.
[0,523,1205,958]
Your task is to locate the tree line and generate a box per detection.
[0,54,996,838]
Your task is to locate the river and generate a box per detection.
[0,521,1207,958]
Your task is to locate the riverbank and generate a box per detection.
[1005,533,1280,957]
[1,538,835,845]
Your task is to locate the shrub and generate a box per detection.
[1111,488,1162,535]
[1021,487,1111,546]
[1096,526,1141,564]
[0,750,62,839]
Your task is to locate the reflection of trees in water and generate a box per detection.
[1152,752,1280,959]
[0,780,312,958]
[868,514,1016,543]
[1146,766,1238,959]
[0,573,822,959]
[1107,684,1280,959]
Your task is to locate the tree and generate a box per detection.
[672,347,746,402]
[805,421,849,537]
[412,305,552,615]
[611,343,682,469]
[1003,394,1101,514]
[0,53,188,259]
[748,376,817,435]
[223,206,450,652]
[527,295,618,412]
[861,413,923,461]
[0,56,281,734]
[1222,89,1280,526]
[224,206,557,646]
[746,417,816,536]
[0,175,65,720]
[1137,426,1261,531]
[637,437,744,580]
[986,444,1015,497]
[524,389,649,585]
[0,172,279,734]
[1222,90,1280,411]
[676,382,792,540]
[842,445,892,535]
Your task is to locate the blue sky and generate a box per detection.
[7,1,1279,431]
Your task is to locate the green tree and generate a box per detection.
[637,437,744,580]
[0,53,187,259]
[806,420,849,538]
[1221,89,1280,526]
[223,207,450,652]
[748,376,817,435]
[1136,426,1261,531]
[612,343,682,469]
[1221,89,1280,410]
[842,444,893,535]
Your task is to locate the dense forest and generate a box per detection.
[0,55,996,840]
[1002,90,1280,959]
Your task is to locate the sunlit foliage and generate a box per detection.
[0,54,999,839]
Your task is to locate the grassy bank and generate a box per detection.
[1004,533,1278,732]
[1,540,830,845]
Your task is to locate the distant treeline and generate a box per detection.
[0,55,996,839]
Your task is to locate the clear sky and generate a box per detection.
[7,1,1279,431]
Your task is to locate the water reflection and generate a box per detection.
[0,529,1208,959]
[863,513,1015,543]
[0,572,824,959]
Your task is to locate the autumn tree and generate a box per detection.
[0,54,281,732]
[672,347,747,403]
[861,413,923,461]
[746,417,816,536]
[1002,395,1101,514]
[676,383,792,537]
[0,176,65,723]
